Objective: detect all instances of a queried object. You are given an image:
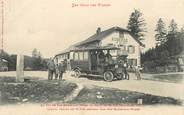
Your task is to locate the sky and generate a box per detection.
[1,0,184,58]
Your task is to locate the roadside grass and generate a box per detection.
[0,77,77,105]
[143,74,184,83]
[70,85,182,105]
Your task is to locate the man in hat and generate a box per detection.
[47,58,55,80]
[58,61,65,80]
[123,60,129,80]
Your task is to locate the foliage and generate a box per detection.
[142,19,184,72]
[24,55,48,71]
[168,19,178,34]
[142,21,184,72]
[127,9,147,41]
[155,18,167,46]
[32,48,42,58]
[8,55,17,71]
[0,49,48,71]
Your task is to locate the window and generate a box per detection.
[74,52,79,60]
[128,45,135,53]
[79,52,83,60]
[83,52,88,60]
[128,59,137,66]
[119,45,126,51]
[70,52,74,60]
[132,59,137,66]
[73,52,88,61]
[119,32,124,38]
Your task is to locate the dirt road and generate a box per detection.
[0,71,184,100]
[63,72,184,100]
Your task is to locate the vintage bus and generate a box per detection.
[54,46,128,81]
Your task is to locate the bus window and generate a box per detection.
[83,52,88,60]
[70,52,74,60]
[74,52,79,60]
[79,52,84,60]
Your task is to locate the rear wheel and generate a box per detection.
[103,71,114,82]
[74,69,81,78]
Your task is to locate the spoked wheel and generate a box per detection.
[103,71,114,82]
[74,69,81,78]
[116,73,124,80]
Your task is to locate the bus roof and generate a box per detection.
[54,45,120,58]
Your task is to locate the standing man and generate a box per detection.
[63,59,67,72]
[123,60,129,80]
[55,63,59,80]
[58,61,65,80]
[105,50,113,65]
[91,51,97,70]
[54,58,59,80]
[47,58,55,80]
[134,66,141,80]
[97,51,105,65]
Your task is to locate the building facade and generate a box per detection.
[55,26,144,66]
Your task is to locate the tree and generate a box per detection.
[155,18,167,46]
[31,48,45,70]
[127,9,147,41]
[32,48,42,58]
[167,19,179,56]
[168,19,178,35]
[32,48,38,58]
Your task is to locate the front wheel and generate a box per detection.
[104,71,114,82]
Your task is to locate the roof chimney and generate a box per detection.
[96,27,101,35]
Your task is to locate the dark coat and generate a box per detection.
[47,60,55,71]
[58,63,65,72]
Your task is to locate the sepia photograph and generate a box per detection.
[0,0,184,115]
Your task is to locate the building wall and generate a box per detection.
[100,31,141,66]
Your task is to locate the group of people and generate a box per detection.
[91,50,113,70]
[121,60,142,80]
[47,59,66,80]
[118,56,142,80]
[91,50,141,80]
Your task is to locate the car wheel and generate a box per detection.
[74,69,81,78]
[104,71,114,82]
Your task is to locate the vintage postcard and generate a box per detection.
[0,0,184,115]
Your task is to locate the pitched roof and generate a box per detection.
[75,26,145,47]
[55,26,145,57]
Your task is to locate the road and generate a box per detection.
[0,71,184,100]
